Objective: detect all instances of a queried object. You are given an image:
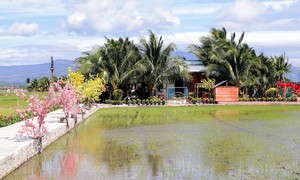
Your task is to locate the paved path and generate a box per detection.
[0,105,101,179]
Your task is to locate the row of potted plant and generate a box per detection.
[239,97,298,102]
[191,98,215,104]
[105,98,166,106]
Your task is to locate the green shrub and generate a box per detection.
[132,99,136,105]
[265,88,277,97]
[127,99,132,105]
[113,89,123,101]
[0,114,23,127]
[145,99,149,105]
[137,99,141,105]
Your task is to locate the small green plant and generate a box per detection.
[265,88,277,98]
[157,99,162,105]
[149,99,154,105]
[137,99,141,105]
[113,89,123,101]
[132,99,136,105]
[145,99,149,105]
[127,99,132,105]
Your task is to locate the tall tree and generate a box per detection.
[189,28,255,88]
[140,31,190,96]
[37,77,50,92]
[272,53,291,82]
[76,37,144,92]
[98,37,143,91]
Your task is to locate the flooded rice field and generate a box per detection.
[5,105,300,179]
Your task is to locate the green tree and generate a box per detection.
[140,31,190,96]
[26,78,30,84]
[189,28,255,88]
[37,77,50,92]
[76,37,144,92]
[272,53,291,82]
[27,78,38,92]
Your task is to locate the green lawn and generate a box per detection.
[0,92,48,115]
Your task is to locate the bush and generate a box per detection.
[132,99,137,105]
[265,88,277,97]
[113,89,123,101]
[0,114,23,127]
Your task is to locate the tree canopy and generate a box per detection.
[189,27,291,97]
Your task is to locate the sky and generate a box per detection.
[0,0,299,66]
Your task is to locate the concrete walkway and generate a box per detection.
[0,104,102,179]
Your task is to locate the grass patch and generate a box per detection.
[91,105,300,128]
[0,92,49,127]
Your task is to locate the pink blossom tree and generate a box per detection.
[16,89,56,153]
[51,81,81,130]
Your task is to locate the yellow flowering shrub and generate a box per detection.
[68,68,85,93]
[82,75,106,105]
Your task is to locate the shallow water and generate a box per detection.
[5,106,300,179]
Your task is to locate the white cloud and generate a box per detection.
[0,0,67,18]
[263,0,298,12]
[243,30,300,46]
[172,4,223,16]
[62,0,180,35]
[214,0,300,31]
[6,22,39,36]
[267,18,300,29]
[221,0,267,22]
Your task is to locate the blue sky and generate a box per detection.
[0,0,299,66]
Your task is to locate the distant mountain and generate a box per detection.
[286,65,300,82]
[172,51,198,60]
[0,59,76,86]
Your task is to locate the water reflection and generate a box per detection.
[147,154,163,177]
[102,140,140,171]
[205,135,251,175]
[4,107,300,179]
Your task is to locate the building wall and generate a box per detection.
[214,86,239,102]
[188,72,205,92]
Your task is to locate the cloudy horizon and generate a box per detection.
[0,0,299,66]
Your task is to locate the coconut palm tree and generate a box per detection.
[140,31,190,96]
[75,47,102,77]
[247,53,274,97]
[98,37,144,91]
[189,28,255,88]
[189,27,228,67]
[76,37,144,93]
[222,33,255,87]
[272,53,291,82]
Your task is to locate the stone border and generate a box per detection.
[0,104,100,179]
